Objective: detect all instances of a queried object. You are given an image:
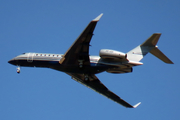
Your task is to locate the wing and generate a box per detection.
[59,14,103,66]
[66,73,141,108]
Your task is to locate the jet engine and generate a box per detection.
[99,49,127,60]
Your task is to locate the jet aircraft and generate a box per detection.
[8,14,173,108]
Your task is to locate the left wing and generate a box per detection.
[66,73,141,108]
[59,14,103,66]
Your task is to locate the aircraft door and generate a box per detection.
[27,53,34,62]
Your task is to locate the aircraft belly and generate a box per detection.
[51,65,107,74]
[12,59,107,74]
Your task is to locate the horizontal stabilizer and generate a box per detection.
[133,102,141,108]
[150,46,174,64]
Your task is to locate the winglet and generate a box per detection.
[93,13,103,21]
[133,102,141,108]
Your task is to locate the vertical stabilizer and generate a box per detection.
[126,33,173,64]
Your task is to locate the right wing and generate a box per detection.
[66,72,141,108]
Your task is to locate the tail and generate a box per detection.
[126,33,173,64]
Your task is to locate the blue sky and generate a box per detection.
[1,0,180,119]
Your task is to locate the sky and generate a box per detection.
[1,0,180,119]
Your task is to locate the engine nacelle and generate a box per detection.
[99,49,127,60]
[106,68,133,74]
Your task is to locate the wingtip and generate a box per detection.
[93,13,103,21]
[133,102,141,108]
[167,61,174,64]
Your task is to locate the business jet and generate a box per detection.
[8,14,173,108]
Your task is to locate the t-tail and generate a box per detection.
[126,33,173,64]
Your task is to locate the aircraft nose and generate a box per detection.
[8,58,16,65]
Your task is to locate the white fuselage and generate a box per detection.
[9,52,143,74]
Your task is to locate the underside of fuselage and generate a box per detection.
[8,59,109,74]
